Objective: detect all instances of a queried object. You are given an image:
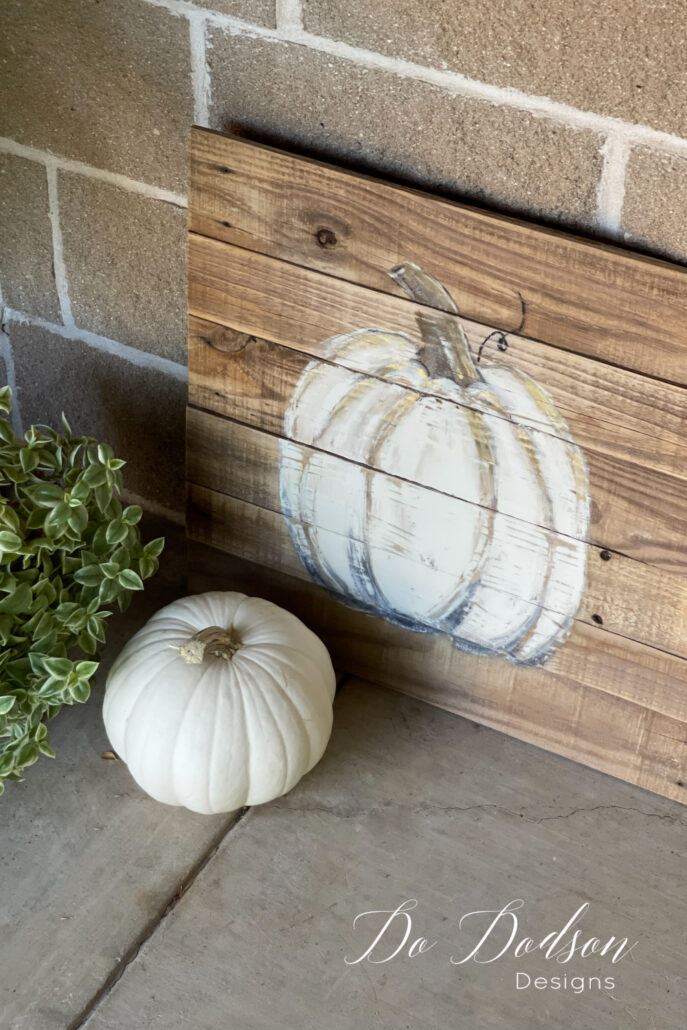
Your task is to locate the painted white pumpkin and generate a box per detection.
[103,592,336,814]
[280,263,590,665]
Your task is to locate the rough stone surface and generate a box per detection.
[0,0,193,192]
[58,173,186,363]
[622,147,687,264]
[0,520,236,1030]
[9,320,186,512]
[304,0,687,138]
[207,32,604,230]
[81,676,687,1029]
[0,153,60,321]
[194,0,276,26]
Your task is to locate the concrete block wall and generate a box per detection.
[1,0,686,517]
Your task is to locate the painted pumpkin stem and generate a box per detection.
[172,626,241,665]
[389,261,482,387]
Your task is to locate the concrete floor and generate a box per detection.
[2,518,686,1030]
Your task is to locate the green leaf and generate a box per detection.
[139,556,157,580]
[83,462,107,488]
[77,631,97,655]
[61,411,72,435]
[122,505,142,525]
[27,482,64,508]
[74,565,103,587]
[19,447,39,473]
[143,536,165,559]
[35,722,48,742]
[0,696,16,715]
[75,661,98,680]
[0,530,22,552]
[117,569,143,591]
[38,740,55,758]
[98,578,119,604]
[0,386,12,414]
[67,504,89,534]
[16,741,39,767]
[41,656,73,678]
[0,582,33,614]
[44,502,71,537]
[69,680,90,704]
[97,443,114,464]
[94,483,112,513]
[107,457,126,470]
[105,520,128,546]
[0,424,15,447]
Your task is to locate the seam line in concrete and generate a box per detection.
[189,12,211,125]
[0,138,187,208]
[276,0,304,34]
[45,162,75,327]
[5,309,188,382]
[67,807,252,1030]
[595,133,631,235]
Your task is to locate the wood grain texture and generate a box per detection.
[189,127,687,384]
[187,494,687,802]
[188,240,687,481]
[187,127,687,803]
[189,318,687,571]
[186,407,687,662]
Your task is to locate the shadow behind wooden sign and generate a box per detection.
[186,126,687,803]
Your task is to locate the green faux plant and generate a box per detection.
[0,386,164,794]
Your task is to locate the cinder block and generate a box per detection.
[622,148,687,264]
[304,0,687,138]
[0,153,60,321]
[58,173,187,364]
[9,320,186,512]
[0,0,194,192]
[207,32,604,229]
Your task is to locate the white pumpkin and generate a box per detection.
[280,263,590,665]
[103,592,336,814]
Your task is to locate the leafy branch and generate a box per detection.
[0,386,164,793]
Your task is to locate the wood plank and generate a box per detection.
[187,487,687,801]
[189,127,687,384]
[188,318,687,572]
[188,237,687,481]
[188,315,687,482]
[186,406,687,662]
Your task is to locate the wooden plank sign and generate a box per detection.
[186,126,687,803]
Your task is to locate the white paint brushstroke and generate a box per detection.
[280,273,590,666]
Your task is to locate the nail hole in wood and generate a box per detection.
[600,549,612,561]
[218,165,234,175]
[677,780,685,787]
[221,220,232,228]
[316,227,337,248]
[592,613,604,625]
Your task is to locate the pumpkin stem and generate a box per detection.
[389,261,482,387]
[172,626,241,665]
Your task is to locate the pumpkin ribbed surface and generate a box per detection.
[103,592,336,814]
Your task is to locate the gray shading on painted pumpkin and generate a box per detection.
[279,263,590,665]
